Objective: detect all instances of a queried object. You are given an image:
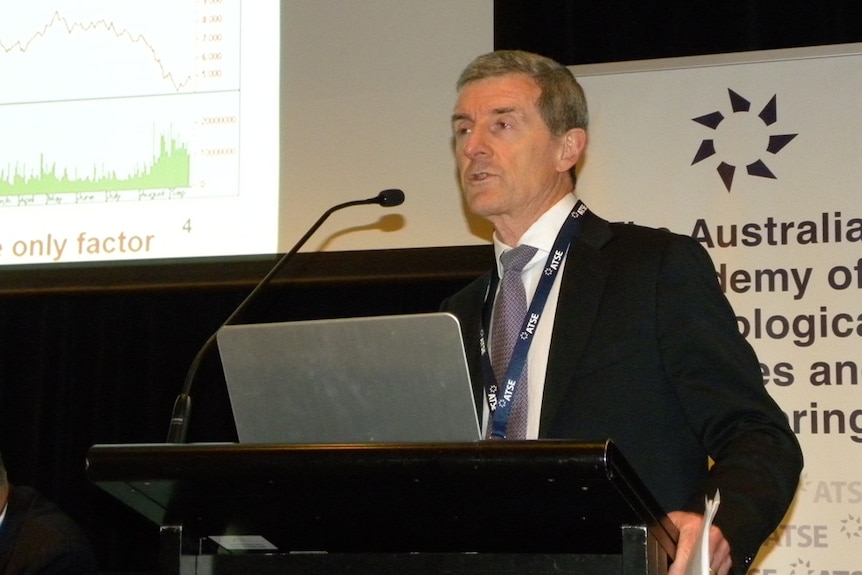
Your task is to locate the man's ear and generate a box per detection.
[557,128,587,173]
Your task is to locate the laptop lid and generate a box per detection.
[216,312,481,444]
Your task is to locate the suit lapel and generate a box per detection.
[448,272,493,414]
[539,213,613,434]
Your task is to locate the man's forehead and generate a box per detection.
[453,74,541,119]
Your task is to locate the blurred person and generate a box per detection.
[0,451,97,574]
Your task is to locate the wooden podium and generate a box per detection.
[86,440,677,575]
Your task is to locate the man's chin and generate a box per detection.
[463,188,503,218]
[465,200,501,220]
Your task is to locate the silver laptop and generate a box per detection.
[216,312,481,444]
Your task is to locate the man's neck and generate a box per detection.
[490,187,575,246]
[492,190,576,247]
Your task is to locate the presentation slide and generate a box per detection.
[0,0,280,266]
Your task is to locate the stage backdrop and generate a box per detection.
[573,43,862,572]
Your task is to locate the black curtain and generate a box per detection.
[495,0,862,65]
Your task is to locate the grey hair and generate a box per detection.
[456,50,589,135]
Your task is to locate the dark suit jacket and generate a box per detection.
[442,211,803,573]
[0,485,97,575]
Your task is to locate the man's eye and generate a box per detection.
[454,127,472,137]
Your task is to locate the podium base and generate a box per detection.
[162,524,668,575]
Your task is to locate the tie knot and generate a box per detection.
[500,245,537,273]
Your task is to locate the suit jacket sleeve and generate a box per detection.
[654,233,803,571]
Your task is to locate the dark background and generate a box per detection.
[1,1,860,572]
[496,0,862,64]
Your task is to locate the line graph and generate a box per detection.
[2,11,195,93]
[0,0,239,104]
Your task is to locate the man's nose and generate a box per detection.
[461,130,490,159]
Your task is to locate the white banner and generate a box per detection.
[573,43,862,572]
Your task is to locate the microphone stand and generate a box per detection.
[166,190,405,443]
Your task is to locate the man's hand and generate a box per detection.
[667,511,732,575]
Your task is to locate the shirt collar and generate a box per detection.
[0,498,7,532]
[493,193,578,275]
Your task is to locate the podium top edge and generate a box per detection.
[86,440,617,480]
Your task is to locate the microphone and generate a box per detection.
[166,189,405,443]
[375,188,405,207]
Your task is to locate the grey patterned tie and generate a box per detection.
[490,244,537,439]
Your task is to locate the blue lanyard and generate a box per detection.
[480,200,588,438]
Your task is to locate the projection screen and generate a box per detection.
[0,0,494,284]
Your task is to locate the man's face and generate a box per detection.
[451,73,583,238]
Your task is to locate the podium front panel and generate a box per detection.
[87,440,676,557]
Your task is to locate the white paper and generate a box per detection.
[208,535,277,552]
[684,490,721,575]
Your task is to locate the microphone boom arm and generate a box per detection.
[165,190,404,443]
